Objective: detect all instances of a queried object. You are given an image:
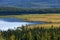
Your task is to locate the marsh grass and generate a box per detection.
[26,23,60,29]
[13,14,60,22]
[1,14,60,22]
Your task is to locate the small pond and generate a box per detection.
[0,18,44,30]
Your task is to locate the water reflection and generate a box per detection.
[0,18,44,30]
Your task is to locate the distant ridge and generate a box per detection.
[0,7,60,11]
[0,7,60,15]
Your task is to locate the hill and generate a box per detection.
[0,7,60,15]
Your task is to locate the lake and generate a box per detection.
[0,18,44,30]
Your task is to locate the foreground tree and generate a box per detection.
[0,32,6,40]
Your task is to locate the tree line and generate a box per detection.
[0,7,60,15]
[0,25,60,40]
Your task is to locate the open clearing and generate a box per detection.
[13,14,60,22]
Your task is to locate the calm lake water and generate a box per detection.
[0,18,44,30]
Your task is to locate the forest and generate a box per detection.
[0,25,60,40]
[0,7,60,15]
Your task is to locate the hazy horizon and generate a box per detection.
[0,0,60,8]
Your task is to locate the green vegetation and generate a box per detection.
[0,14,60,40]
[0,25,60,40]
[0,7,60,40]
[0,7,60,11]
[0,7,60,15]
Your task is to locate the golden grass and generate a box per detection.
[14,14,60,22]
[1,14,60,23]
[27,23,60,29]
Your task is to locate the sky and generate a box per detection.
[0,0,60,8]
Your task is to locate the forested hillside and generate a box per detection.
[0,7,60,15]
[0,25,60,40]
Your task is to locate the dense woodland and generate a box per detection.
[0,25,60,40]
[0,7,60,15]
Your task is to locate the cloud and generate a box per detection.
[0,0,60,8]
[31,1,60,8]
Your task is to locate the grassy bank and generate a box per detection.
[26,23,60,29]
[13,14,60,22]
[0,14,60,22]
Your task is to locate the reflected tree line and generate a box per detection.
[0,25,60,40]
